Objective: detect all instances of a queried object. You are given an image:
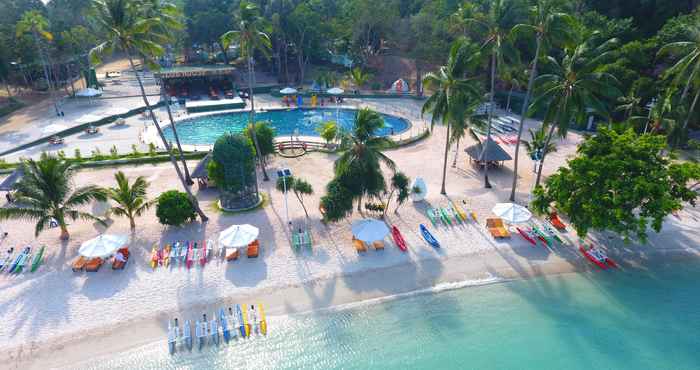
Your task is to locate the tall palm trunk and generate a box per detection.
[452,137,460,167]
[67,62,76,96]
[534,117,557,188]
[32,29,59,115]
[247,55,269,181]
[682,88,700,131]
[510,36,542,201]
[160,85,193,184]
[484,52,497,189]
[506,85,514,112]
[440,121,452,194]
[125,51,208,222]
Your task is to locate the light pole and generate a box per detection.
[277,167,292,229]
[643,98,657,134]
[529,148,543,205]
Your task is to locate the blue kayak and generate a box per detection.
[420,224,440,248]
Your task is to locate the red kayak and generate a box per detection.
[200,239,207,266]
[391,226,408,252]
[579,246,608,270]
[516,227,537,246]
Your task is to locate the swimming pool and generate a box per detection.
[162,108,410,145]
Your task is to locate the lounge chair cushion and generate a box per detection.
[85,257,103,272]
[226,248,240,261]
[353,238,367,253]
[247,241,259,258]
[72,256,88,272]
[373,240,385,250]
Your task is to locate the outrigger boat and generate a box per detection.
[150,245,158,269]
[580,245,618,270]
[196,314,208,350]
[220,308,231,343]
[183,319,193,351]
[438,208,452,226]
[242,305,251,337]
[516,227,537,246]
[451,202,468,222]
[445,206,462,224]
[163,245,172,267]
[185,242,195,269]
[235,304,247,338]
[420,224,440,248]
[30,245,46,272]
[168,319,178,354]
[9,246,29,273]
[248,304,258,335]
[541,223,564,244]
[199,240,208,266]
[210,314,219,345]
[0,248,14,272]
[426,208,438,226]
[258,303,268,336]
[228,307,239,339]
[531,226,553,247]
[15,247,32,273]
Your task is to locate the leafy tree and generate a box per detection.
[320,178,354,223]
[16,10,57,112]
[220,1,272,181]
[156,190,196,226]
[89,0,208,221]
[316,120,338,145]
[244,121,275,160]
[0,154,107,240]
[509,0,576,200]
[530,35,621,187]
[275,175,313,218]
[347,67,371,89]
[288,1,325,84]
[384,171,409,216]
[422,38,482,195]
[208,133,257,193]
[533,127,700,243]
[522,124,557,159]
[335,108,394,211]
[108,171,152,230]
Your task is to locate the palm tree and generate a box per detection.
[16,10,59,115]
[88,0,208,221]
[522,125,557,160]
[108,171,152,230]
[348,67,371,90]
[458,0,521,188]
[508,0,575,201]
[336,108,395,211]
[275,176,313,218]
[616,90,642,120]
[220,1,272,181]
[657,24,700,135]
[530,35,620,188]
[500,64,527,113]
[450,97,487,168]
[0,154,107,240]
[422,39,482,194]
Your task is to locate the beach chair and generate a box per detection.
[247,240,260,258]
[486,218,511,238]
[549,212,567,230]
[372,240,385,250]
[112,247,130,270]
[85,257,104,272]
[225,247,240,261]
[72,256,88,272]
[353,238,367,253]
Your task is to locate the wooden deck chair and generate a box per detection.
[72,256,88,272]
[372,240,385,250]
[353,238,367,253]
[486,218,511,238]
[247,240,260,258]
[85,257,104,272]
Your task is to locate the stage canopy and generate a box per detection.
[154,65,236,80]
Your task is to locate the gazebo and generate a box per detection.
[190,152,212,189]
[465,138,512,167]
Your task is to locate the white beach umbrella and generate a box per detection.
[327,87,344,95]
[78,234,128,258]
[351,219,389,242]
[492,203,532,224]
[280,87,298,95]
[42,123,68,134]
[75,88,102,98]
[219,224,259,247]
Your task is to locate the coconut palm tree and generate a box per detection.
[508,0,575,201]
[88,0,208,221]
[457,0,521,188]
[522,125,557,160]
[500,64,527,113]
[657,24,700,136]
[348,67,371,90]
[16,10,59,115]
[0,154,107,240]
[450,96,488,168]
[220,1,272,181]
[335,108,395,211]
[108,171,152,230]
[530,35,620,188]
[422,39,482,194]
[616,90,642,120]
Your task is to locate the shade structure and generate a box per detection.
[492,203,532,224]
[465,138,512,162]
[280,87,298,95]
[351,219,389,242]
[75,114,102,124]
[0,168,23,191]
[219,224,259,247]
[79,234,128,258]
[42,123,68,134]
[327,87,344,95]
[75,88,102,98]
[410,177,427,202]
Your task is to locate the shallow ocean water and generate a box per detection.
[75,262,700,370]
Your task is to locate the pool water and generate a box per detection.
[163,108,410,145]
[73,262,700,370]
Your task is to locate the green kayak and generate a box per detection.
[30,245,46,272]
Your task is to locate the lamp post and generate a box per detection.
[277,167,292,229]
[529,148,543,205]
[643,98,657,134]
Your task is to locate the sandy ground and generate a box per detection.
[0,120,698,369]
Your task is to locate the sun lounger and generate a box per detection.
[72,256,88,272]
[85,257,104,272]
[247,240,259,258]
[112,247,130,270]
[353,238,367,253]
[372,240,385,250]
[486,218,511,238]
[549,212,567,230]
[226,248,240,261]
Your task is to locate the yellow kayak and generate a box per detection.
[149,245,158,269]
[242,305,251,337]
[259,303,268,335]
[451,202,468,222]
[163,244,172,267]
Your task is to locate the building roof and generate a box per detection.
[464,138,512,162]
[0,168,23,191]
[191,152,212,179]
[154,65,236,79]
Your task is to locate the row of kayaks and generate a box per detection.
[168,303,267,354]
[151,240,215,269]
[515,222,563,248]
[0,245,45,274]
[426,202,478,227]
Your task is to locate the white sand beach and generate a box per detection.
[0,122,699,370]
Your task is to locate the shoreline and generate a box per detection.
[6,245,699,370]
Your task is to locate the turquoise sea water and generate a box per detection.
[162,108,410,145]
[75,263,700,370]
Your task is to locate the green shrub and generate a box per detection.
[209,133,257,192]
[155,190,196,226]
[317,121,338,145]
[244,121,275,158]
[74,148,82,160]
